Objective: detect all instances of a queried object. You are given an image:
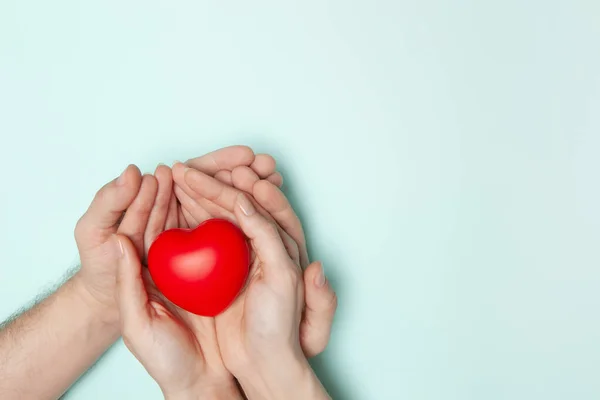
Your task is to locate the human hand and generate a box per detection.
[73,146,265,326]
[172,164,337,358]
[113,165,243,399]
[221,193,331,399]
[74,164,144,325]
[174,146,282,228]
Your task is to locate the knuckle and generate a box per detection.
[93,185,110,205]
[74,217,87,240]
[74,215,103,244]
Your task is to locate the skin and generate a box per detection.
[0,146,278,399]
[229,193,332,400]
[121,167,335,399]
[0,145,336,399]
[115,157,337,397]
[172,164,338,357]
[113,167,239,399]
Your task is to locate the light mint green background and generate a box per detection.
[1,1,599,399]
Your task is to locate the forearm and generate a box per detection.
[236,356,330,400]
[0,273,120,399]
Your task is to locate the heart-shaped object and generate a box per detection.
[148,218,250,316]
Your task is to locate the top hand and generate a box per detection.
[221,193,332,400]
[172,163,338,358]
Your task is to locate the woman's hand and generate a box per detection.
[223,193,331,400]
[174,146,282,228]
[172,164,338,358]
[114,234,209,398]
[112,164,242,399]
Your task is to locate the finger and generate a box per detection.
[144,165,173,253]
[177,204,189,229]
[173,183,223,224]
[185,145,255,175]
[300,261,337,357]
[173,163,235,222]
[165,192,179,230]
[114,234,151,332]
[214,170,233,185]
[234,193,295,275]
[182,207,198,228]
[266,172,283,187]
[183,166,239,213]
[76,165,142,238]
[253,180,309,267]
[280,228,301,266]
[231,166,260,194]
[186,166,300,262]
[118,175,158,260]
[250,153,277,178]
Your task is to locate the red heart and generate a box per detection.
[148,218,250,317]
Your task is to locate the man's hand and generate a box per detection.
[74,164,143,324]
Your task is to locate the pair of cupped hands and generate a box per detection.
[72,146,337,399]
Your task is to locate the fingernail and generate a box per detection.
[315,262,326,287]
[116,166,128,186]
[237,193,255,216]
[114,235,125,258]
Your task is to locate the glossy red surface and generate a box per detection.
[148,219,250,316]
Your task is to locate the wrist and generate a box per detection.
[70,272,120,332]
[236,353,327,400]
[163,378,243,400]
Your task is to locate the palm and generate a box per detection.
[215,247,305,366]
[136,272,204,389]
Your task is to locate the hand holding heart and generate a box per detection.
[104,149,336,398]
[111,165,241,398]
[73,147,279,398]
[218,193,331,399]
[173,164,338,358]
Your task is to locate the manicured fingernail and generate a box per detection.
[315,263,326,287]
[237,193,255,216]
[116,166,128,186]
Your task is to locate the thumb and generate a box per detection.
[114,234,151,332]
[76,165,142,238]
[234,193,293,277]
[301,261,338,357]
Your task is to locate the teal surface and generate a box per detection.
[1,1,599,399]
